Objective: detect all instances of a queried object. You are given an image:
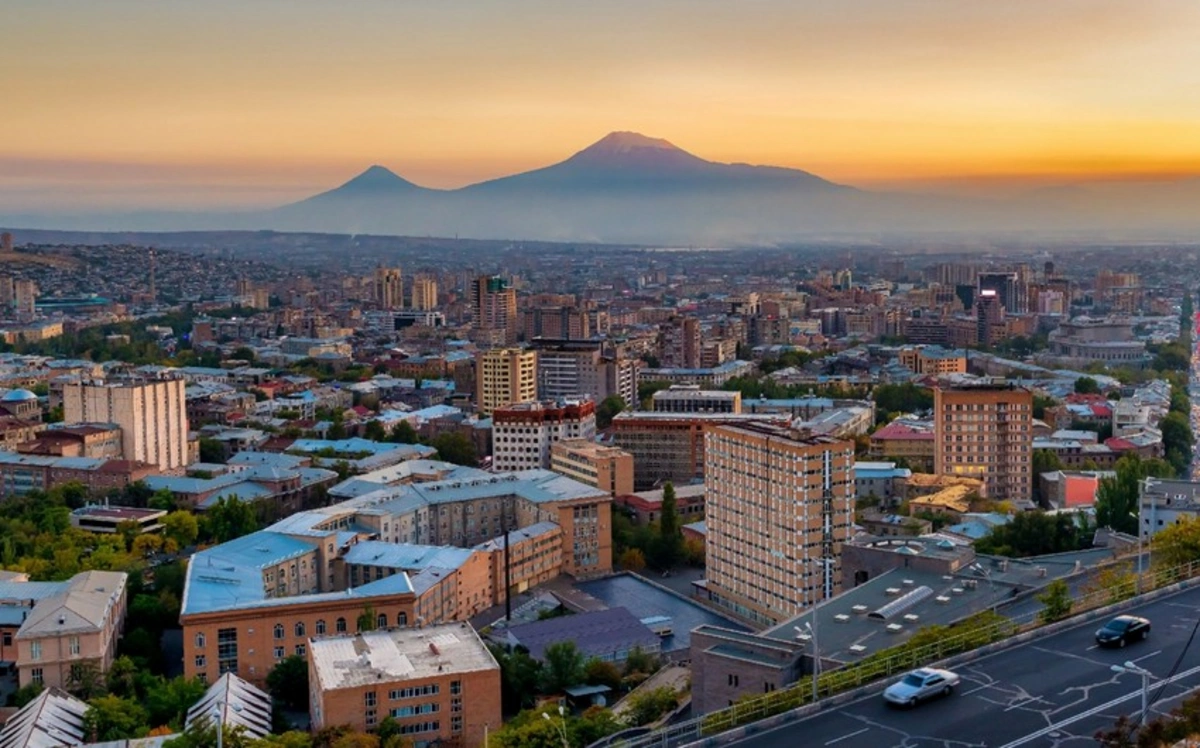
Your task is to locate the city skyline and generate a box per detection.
[5,1,1200,211]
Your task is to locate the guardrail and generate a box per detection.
[591,557,1200,748]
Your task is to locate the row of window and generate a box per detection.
[29,637,81,661]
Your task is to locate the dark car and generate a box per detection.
[1095,615,1151,648]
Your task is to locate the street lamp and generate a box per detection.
[799,557,835,702]
[541,704,569,748]
[206,702,242,748]
[1111,661,1154,725]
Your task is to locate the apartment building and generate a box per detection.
[491,399,596,471]
[703,422,855,626]
[475,348,537,417]
[308,622,501,747]
[471,275,518,345]
[181,470,611,686]
[2,570,128,689]
[374,267,403,310]
[868,420,936,473]
[549,439,634,497]
[897,346,968,375]
[661,317,702,369]
[530,339,639,406]
[934,380,1034,501]
[611,411,790,490]
[409,274,438,310]
[62,378,189,472]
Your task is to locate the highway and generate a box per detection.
[729,586,1200,747]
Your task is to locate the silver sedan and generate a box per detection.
[883,668,961,707]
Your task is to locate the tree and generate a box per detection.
[488,644,543,715]
[144,676,207,730]
[67,660,107,699]
[1074,376,1101,395]
[85,694,150,742]
[357,604,377,633]
[617,547,646,572]
[1160,410,1194,477]
[974,511,1091,558]
[163,510,200,549]
[266,656,310,712]
[1153,515,1200,569]
[655,482,683,568]
[623,686,679,727]
[106,655,140,698]
[584,658,623,692]
[871,383,934,417]
[541,641,586,694]
[198,438,226,464]
[204,495,259,543]
[1096,455,1175,534]
[430,431,477,467]
[596,395,626,429]
[389,421,419,444]
[1032,394,1057,420]
[363,420,387,442]
[1038,579,1073,623]
[623,646,659,679]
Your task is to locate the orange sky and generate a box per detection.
[3,1,1200,209]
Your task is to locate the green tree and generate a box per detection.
[1038,579,1073,623]
[203,495,259,543]
[266,656,310,712]
[583,658,623,692]
[389,421,419,444]
[655,482,682,568]
[144,676,207,730]
[617,547,646,572]
[363,420,388,442]
[596,395,626,429]
[623,686,679,727]
[357,604,378,633]
[1153,515,1200,569]
[1096,454,1175,534]
[163,510,200,549]
[430,431,477,467]
[85,694,150,742]
[974,511,1091,558]
[1074,376,1101,395]
[67,660,107,700]
[198,438,226,464]
[488,645,543,715]
[1160,410,1194,477]
[623,646,659,679]
[872,382,935,417]
[1032,394,1057,420]
[541,641,586,694]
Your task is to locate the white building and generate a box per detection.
[491,399,597,471]
[62,378,189,471]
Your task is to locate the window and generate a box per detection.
[2,632,9,646]
[365,709,377,728]
[274,647,285,660]
[68,636,80,656]
[728,674,739,687]
[30,642,41,661]
[195,633,206,649]
[336,617,347,633]
[377,613,387,629]
[364,692,377,708]
[315,619,326,635]
[295,622,306,638]
[295,644,306,656]
[274,624,285,640]
[451,715,463,733]
[195,655,206,669]
[398,612,408,626]
[217,628,238,675]
[31,668,43,685]
[450,681,461,695]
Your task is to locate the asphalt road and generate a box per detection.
[729,586,1200,747]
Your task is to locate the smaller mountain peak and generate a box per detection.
[585,131,682,155]
[337,164,416,193]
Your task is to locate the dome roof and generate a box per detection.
[1,388,38,402]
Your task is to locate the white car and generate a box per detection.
[883,668,961,707]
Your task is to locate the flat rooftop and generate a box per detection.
[310,622,498,690]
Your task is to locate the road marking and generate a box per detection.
[998,662,1200,748]
[1086,645,1098,651]
[824,728,870,745]
[1131,649,1163,663]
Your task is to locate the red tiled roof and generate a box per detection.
[871,422,935,441]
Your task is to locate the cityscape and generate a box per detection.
[4,3,1200,748]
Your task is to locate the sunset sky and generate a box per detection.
[4,0,1200,210]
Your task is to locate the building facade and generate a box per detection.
[492,399,597,471]
[703,423,855,626]
[476,348,538,417]
[933,381,1033,501]
[62,378,189,471]
[549,440,634,497]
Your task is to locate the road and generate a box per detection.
[729,586,1200,747]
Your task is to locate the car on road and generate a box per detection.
[1095,615,1151,648]
[883,667,961,707]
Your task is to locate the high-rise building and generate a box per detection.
[978,271,1025,314]
[373,266,403,309]
[13,279,36,322]
[661,317,701,368]
[62,378,189,472]
[475,347,537,416]
[529,339,639,406]
[522,305,591,340]
[471,275,518,345]
[934,380,1033,501]
[410,274,438,310]
[703,422,855,626]
[974,289,1005,347]
[492,399,597,471]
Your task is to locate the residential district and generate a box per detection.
[2,231,1200,747]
